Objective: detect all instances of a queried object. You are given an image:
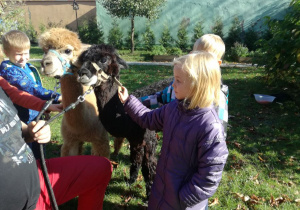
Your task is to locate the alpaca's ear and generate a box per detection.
[116,55,128,69]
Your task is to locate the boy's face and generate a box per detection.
[5,48,30,68]
[172,65,191,100]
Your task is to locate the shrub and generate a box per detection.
[78,18,105,44]
[159,24,174,48]
[230,42,249,61]
[211,17,224,39]
[150,45,167,55]
[244,26,260,51]
[176,18,189,51]
[257,0,300,84]
[166,47,182,55]
[191,21,204,46]
[108,19,123,49]
[142,22,155,51]
[225,17,242,50]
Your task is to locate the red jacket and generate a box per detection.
[0,76,45,111]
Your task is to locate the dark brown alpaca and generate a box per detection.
[77,44,157,198]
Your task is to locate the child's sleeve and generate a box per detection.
[0,66,60,102]
[179,123,229,208]
[124,95,165,131]
[0,77,45,111]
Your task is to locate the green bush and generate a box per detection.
[244,26,260,51]
[257,0,300,84]
[191,21,204,47]
[230,42,249,61]
[150,45,167,55]
[176,18,189,51]
[108,19,123,49]
[159,25,174,48]
[78,18,105,44]
[211,17,224,39]
[166,47,182,55]
[225,17,242,50]
[142,22,155,51]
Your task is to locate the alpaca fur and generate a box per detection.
[39,28,111,158]
[77,44,158,197]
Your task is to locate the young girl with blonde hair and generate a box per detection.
[119,51,228,210]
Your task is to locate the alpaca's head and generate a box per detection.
[77,44,128,86]
[39,28,83,77]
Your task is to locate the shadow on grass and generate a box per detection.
[222,67,300,173]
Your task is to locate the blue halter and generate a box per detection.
[49,49,73,75]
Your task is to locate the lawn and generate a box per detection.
[34,59,300,209]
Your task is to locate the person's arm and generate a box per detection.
[0,66,61,102]
[0,77,62,112]
[22,120,51,144]
[179,125,229,208]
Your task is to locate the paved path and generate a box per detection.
[31,59,256,68]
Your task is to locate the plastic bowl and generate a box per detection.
[254,94,276,104]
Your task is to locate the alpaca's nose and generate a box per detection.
[78,68,91,77]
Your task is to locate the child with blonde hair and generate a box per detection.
[140,34,229,137]
[119,51,228,210]
[0,30,62,158]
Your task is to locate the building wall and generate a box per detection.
[96,0,291,43]
[22,0,96,32]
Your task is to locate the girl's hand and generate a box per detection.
[118,86,129,104]
[47,104,63,112]
[28,121,51,144]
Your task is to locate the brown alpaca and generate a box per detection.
[39,28,115,158]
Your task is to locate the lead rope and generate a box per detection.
[36,78,93,210]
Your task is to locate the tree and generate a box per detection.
[211,17,224,39]
[78,17,105,44]
[257,0,300,85]
[225,17,242,50]
[142,21,155,51]
[0,0,25,36]
[108,19,123,49]
[99,0,166,53]
[159,24,174,48]
[176,18,189,51]
[191,21,204,45]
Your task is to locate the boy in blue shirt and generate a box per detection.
[0,30,62,158]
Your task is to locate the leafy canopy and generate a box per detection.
[99,0,166,19]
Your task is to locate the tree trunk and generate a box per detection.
[131,16,135,53]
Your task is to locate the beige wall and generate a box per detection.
[22,1,96,32]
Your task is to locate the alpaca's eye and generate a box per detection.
[65,49,72,55]
[100,57,107,63]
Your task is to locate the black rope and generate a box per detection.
[36,99,59,210]
[35,85,93,210]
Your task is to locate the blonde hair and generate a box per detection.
[173,51,221,109]
[193,34,225,60]
[2,30,30,54]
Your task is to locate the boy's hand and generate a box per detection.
[28,121,51,144]
[118,86,129,104]
[47,104,63,112]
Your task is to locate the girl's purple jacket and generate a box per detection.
[124,96,229,210]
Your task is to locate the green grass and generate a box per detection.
[35,60,300,209]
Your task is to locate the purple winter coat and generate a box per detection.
[124,96,229,210]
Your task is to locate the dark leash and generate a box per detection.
[36,78,93,210]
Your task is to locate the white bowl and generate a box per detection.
[254,94,276,104]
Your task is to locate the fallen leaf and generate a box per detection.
[124,196,132,203]
[135,184,143,189]
[208,198,219,206]
[258,155,265,162]
[110,160,119,169]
